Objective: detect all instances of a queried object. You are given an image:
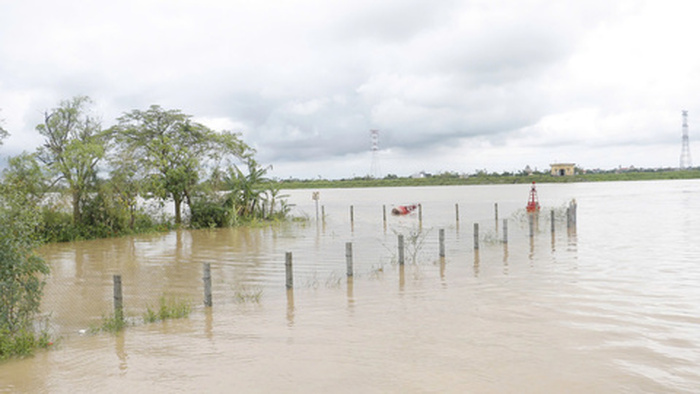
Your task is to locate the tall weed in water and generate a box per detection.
[232,286,264,303]
[385,225,431,265]
[142,297,192,323]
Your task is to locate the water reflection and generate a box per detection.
[551,232,556,253]
[399,264,405,292]
[115,331,127,374]
[204,307,213,340]
[439,257,446,282]
[286,289,295,327]
[473,249,480,277]
[346,277,355,312]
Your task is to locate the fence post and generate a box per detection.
[494,203,498,222]
[350,205,354,225]
[551,209,555,234]
[473,223,479,250]
[398,234,405,265]
[285,252,293,289]
[313,191,320,222]
[418,204,423,223]
[568,199,577,228]
[439,228,445,257]
[455,203,459,223]
[203,263,212,307]
[383,205,387,225]
[346,242,353,277]
[503,219,508,244]
[113,275,123,320]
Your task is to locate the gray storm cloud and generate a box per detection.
[0,0,697,178]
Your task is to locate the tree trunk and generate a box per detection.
[129,205,135,230]
[174,195,182,225]
[72,189,81,224]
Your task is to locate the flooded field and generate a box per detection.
[1,180,700,393]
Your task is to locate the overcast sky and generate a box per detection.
[1,0,698,179]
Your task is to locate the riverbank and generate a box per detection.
[277,168,700,189]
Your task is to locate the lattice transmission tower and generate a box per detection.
[680,110,692,169]
[370,129,381,178]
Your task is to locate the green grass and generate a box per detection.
[142,297,192,323]
[0,328,52,361]
[232,286,264,303]
[90,311,129,334]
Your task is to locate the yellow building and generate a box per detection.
[550,163,575,176]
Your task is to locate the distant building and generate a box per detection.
[411,171,428,179]
[550,163,575,176]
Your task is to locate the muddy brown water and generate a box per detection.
[1,181,699,393]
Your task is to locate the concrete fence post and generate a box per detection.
[439,228,445,257]
[113,275,123,320]
[346,242,353,277]
[285,252,293,289]
[203,263,212,307]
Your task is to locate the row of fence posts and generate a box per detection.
[331,201,579,230]
[110,200,577,316]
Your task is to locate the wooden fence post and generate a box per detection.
[473,223,479,250]
[398,234,405,265]
[503,219,508,244]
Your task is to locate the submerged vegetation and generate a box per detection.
[142,297,192,324]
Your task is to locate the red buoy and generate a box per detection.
[526,182,541,213]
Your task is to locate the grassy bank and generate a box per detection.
[277,169,700,189]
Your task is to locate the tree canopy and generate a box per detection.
[36,96,106,224]
[112,105,252,225]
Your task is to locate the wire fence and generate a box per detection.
[38,199,578,338]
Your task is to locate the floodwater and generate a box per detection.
[1,181,700,393]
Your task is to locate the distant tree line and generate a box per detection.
[279,167,700,189]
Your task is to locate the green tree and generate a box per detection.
[36,96,106,224]
[228,158,271,217]
[113,105,250,225]
[0,154,50,350]
[107,147,143,230]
